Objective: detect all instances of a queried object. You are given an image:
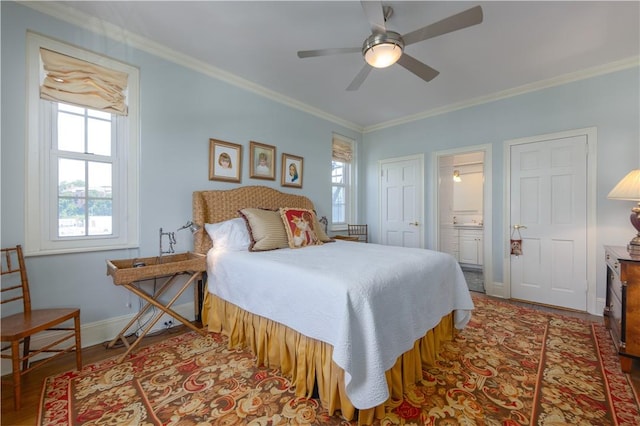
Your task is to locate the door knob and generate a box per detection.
[513,224,527,230]
[410,221,419,226]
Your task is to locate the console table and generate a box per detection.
[106,252,208,362]
[604,245,640,372]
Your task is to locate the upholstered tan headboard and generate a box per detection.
[192,185,315,254]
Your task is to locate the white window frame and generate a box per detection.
[331,134,355,231]
[25,32,140,256]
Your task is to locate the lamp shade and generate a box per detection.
[178,220,201,234]
[608,169,640,201]
[364,43,402,68]
[362,31,404,69]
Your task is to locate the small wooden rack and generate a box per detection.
[106,252,207,362]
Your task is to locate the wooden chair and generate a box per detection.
[1,245,82,410]
[347,224,368,243]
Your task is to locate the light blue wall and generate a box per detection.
[362,66,640,293]
[1,2,360,324]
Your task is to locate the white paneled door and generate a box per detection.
[509,135,588,310]
[380,156,423,248]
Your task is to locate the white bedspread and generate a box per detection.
[206,240,474,409]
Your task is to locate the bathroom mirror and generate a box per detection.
[453,171,483,212]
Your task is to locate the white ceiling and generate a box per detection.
[49,1,639,130]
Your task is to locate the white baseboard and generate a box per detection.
[1,302,195,375]
[486,280,507,299]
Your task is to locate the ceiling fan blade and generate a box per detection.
[361,0,386,34]
[396,53,440,82]
[402,5,483,46]
[346,64,373,91]
[297,47,361,58]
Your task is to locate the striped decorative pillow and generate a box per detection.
[238,208,289,251]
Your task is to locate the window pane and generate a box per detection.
[332,186,345,223]
[58,158,85,195]
[58,158,86,237]
[57,111,85,153]
[88,162,112,196]
[58,198,85,237]
[88,200,112,235]
[88,162,112,235]
[58,103,84,114]
[332,162,345,184]
[88,117,111,156]
[88,109,111,119]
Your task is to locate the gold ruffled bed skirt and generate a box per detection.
[201,291,455,425]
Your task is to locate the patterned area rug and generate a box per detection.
[38,296,640,425]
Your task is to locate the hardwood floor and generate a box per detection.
[2,299,639,425]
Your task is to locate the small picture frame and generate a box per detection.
[249,141,276,180]
[281,153,303,188]
[209,138,242,182]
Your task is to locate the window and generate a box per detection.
[25,33,139,255]
[53,103,114,238]
[331,135,354,229]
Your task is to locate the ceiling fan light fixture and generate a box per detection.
[363,31,404,68]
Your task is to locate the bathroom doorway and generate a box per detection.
[435,146,492,294]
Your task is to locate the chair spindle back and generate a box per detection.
[1,245,32,314]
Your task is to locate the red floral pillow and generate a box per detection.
[279,208,324,249]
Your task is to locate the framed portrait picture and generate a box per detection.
[209,138,242,182]
[281,153,303,188]
[249,141,276,180]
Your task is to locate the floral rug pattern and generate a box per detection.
[38,296,640,425]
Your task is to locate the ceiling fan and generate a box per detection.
[297,1,483,91]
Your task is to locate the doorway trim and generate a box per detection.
[503,127,598,314]
[433,144,493,295]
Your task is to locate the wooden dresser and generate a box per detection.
[604,245,640,372]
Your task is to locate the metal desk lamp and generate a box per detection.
[159,220,202,261]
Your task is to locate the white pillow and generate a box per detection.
[204,218,251,251]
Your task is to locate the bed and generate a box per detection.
[193,185,474,424]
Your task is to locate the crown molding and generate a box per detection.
[364,56,640,133]
[22,1,364,133]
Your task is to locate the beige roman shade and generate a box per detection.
[332,137,353,163]
[39,48,129,115]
